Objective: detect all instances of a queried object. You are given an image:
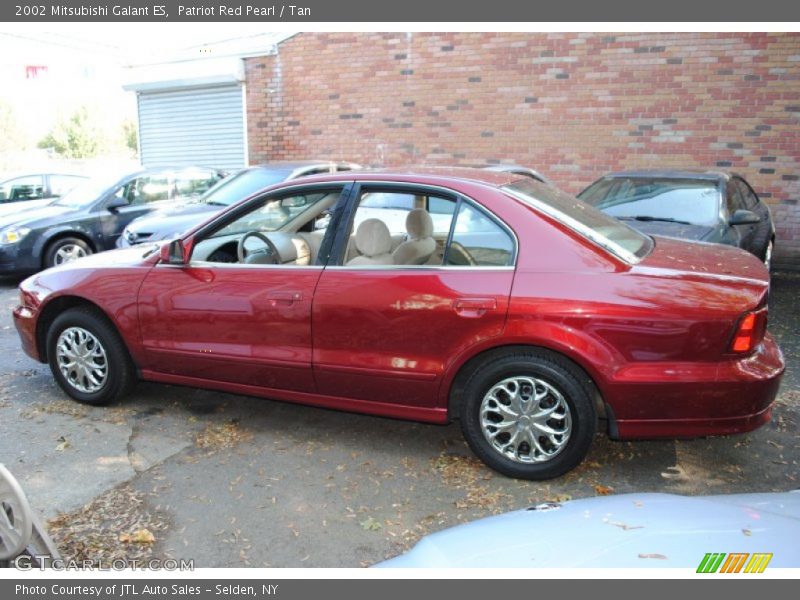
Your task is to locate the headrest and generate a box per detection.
[355,219,392,257]
[406,208,434,239]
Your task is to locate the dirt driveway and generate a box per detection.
[0,273,797,567]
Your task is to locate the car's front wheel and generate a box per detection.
[44,237,92,269]
[459,349,597,480]
[46,307,136,405]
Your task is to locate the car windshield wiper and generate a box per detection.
[618,216,693,225]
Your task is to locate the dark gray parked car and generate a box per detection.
[578,170,776,268]
[0,166,225,274]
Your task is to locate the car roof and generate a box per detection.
[284,166,525,187]
[0,172,87,181]
[599,169,741,182]
[250,160,354,169]
[95,165,224,180]
[137,165,225,174]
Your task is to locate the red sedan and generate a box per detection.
[12,169,784,479]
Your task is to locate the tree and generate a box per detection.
[122,119,138,156]
[0,101,27,155]
[38,106,104,158]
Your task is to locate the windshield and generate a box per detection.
[201,168,294,207]
[503,178,652,263]
[52,173,126,208]
[578,177,721,227]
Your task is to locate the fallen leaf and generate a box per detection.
[594,485,614,496]
[195,421,252,451]
[549,493,572,503]
[606,520,644,531]
[56,436,70,452]
[119,528,155,544]
[360,517,382,531]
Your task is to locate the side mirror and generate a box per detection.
[730,209,760,226]
[314,212,332,231]
[106,197,128,212]
[160,239,187,265]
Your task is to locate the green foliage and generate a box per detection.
[38,106,104,159]
[122,119,138,155]
[0,101,27,154]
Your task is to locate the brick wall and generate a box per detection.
[244,32,800,269]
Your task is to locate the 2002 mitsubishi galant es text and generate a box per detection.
[12,169,785,479]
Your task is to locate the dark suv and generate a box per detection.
[578,170,776,268]
[0,166,224,275]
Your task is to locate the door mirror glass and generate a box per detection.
[106,197,128,212]
[161,238,187,264]
[314,211,332,230]
[730,209,760,226]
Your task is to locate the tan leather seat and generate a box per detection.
[393,209,436,265]
[346,219,394,266]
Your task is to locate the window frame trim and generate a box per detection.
[327,181,518,270]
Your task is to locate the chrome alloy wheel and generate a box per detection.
[55,327,108,393]
[479,376,572,464]
[54,244,87,265]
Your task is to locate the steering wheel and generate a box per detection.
[445,241,477,266]
[237,231,281,265]
[0,464,34,561]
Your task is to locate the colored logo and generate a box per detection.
[697,553,773,573]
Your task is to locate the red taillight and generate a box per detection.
[731,308,768,354]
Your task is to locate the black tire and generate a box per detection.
[43,237,92,269]
[46,307,136,405]
[459,349,597,480]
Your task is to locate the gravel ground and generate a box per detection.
[0,271,797,567]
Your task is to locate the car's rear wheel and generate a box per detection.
[44,237,92,269]
[459,350,597,480]
[46,307,135,405]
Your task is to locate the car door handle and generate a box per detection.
[453,297,496,318]
[267,290,303,305]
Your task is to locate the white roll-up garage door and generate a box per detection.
[137,84,246,171]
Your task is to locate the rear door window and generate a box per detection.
[0,175,45,202]
[115,175,170,205]
[446,202,515,267]
[344,188,458,264]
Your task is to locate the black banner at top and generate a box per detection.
[2,0,800,22]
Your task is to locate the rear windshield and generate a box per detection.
[578,177,721,227]
[503,178,652,263]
